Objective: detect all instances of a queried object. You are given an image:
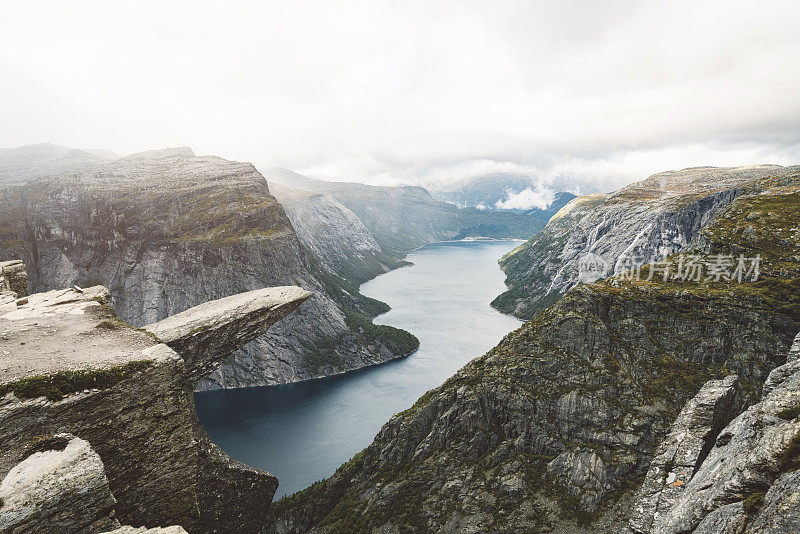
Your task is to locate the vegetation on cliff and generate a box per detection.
[265,171,800,533]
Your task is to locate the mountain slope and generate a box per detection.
[264,167,800,533]
[0,148,417,389]
[269,183,402,284]
[493,165,800,319]
[267,168,556,256]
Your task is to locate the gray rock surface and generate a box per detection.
[746,469,800,533]
[146,286,311,382]
[0,434,119,534]
[649,352,800,533]
[269,182,396,285]
[628,375,742,533]
[0,260,26,299]
[691,502,745,534]
[494,165,800,318]
[788,331,800,363]
[0,276,309,532]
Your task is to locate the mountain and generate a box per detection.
[269,183,401,284]
[493,165,800,319]
[429,171,576,213]
[266,169,560,256]
[0,142,115,185]
[0,147,418,389]
[264,166,800,533]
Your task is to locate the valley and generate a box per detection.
[196,240,522,500]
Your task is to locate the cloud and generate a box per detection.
[495,186,556,211]
[1,1,799,192]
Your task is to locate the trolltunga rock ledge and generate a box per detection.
[145,286,312,382]
[0,269,312,533]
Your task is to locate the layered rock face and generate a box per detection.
[269,182,399,286]
[627,331,800,533]
[264,169,800,533]
[0,148,416,388]
[494,165,800,318]
[0,276,309,532]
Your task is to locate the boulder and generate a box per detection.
[0,434,118,534]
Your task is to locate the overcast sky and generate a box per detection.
[2,0,799,192]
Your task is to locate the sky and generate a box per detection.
[2,0,800,194]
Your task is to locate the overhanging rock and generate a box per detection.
[0,261,313,533]
[145,286,312,382]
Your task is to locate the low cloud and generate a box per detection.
[2,1,799,194]
[495,186,555,211]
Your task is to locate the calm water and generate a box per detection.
[195,240,523,499]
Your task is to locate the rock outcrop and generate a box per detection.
[0,260,26,300]
[0,273,310,532]
[494,165,800,318]
[0,147,416,389]
[630,346,800,533]
[0,434,118,533]
[264,168,800,533]
[627,376,743,533]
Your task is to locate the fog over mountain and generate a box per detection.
[2,1,799,192]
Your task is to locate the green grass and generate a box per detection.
[777,405,800,420]
[743,491,765,516]
[0,361,154,402]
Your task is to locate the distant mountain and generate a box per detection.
[429,172,576,213]
[266,168,560,256]
[0,142,116,185]
[493,164,800,319]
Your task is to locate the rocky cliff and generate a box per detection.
[0,277,310,532]
[493,165,800,319]
[0,148,417,388]
[268,182,404,317]
[264,168,800,533]
[269,183,398,284]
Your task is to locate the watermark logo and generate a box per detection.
[578,252,761,283]
[578,252,610,283]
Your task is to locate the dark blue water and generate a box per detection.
[195,240,523,499]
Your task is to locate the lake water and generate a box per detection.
[195,240,524,499]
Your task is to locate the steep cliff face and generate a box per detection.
[268,182,405,318]
[264,170,800,533]
[267,168,554,256]
[0,280,310,532]
[0,148,416,388]
[494,165,800,319]
[626,331,800,534]
[269,182,396,284]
